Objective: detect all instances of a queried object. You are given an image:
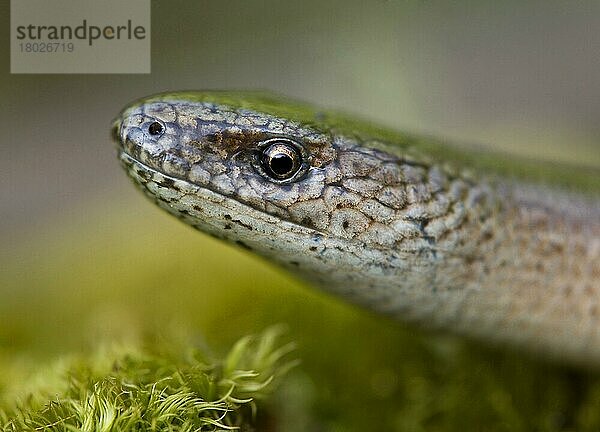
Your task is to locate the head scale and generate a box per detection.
[112,91,470,312]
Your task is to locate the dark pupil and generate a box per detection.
[270,153,294,176]
[148,122,163,135]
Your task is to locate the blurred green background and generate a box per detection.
[2,1,600,430]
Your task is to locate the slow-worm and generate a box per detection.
[112,91,600,364]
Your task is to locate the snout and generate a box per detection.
[110,119,121,146]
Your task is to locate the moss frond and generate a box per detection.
[0,327,294,432]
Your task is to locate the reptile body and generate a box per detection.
[113,91,600,363]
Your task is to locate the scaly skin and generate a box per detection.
[113,91,600,363]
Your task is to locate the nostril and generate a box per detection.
[148,121,164,136]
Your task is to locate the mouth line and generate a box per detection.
[119,149,218,196]
[118,150,328,237]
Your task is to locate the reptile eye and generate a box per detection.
[148,121,164,136]
[260,140,303,181]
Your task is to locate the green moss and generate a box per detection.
[0,327,295,431]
